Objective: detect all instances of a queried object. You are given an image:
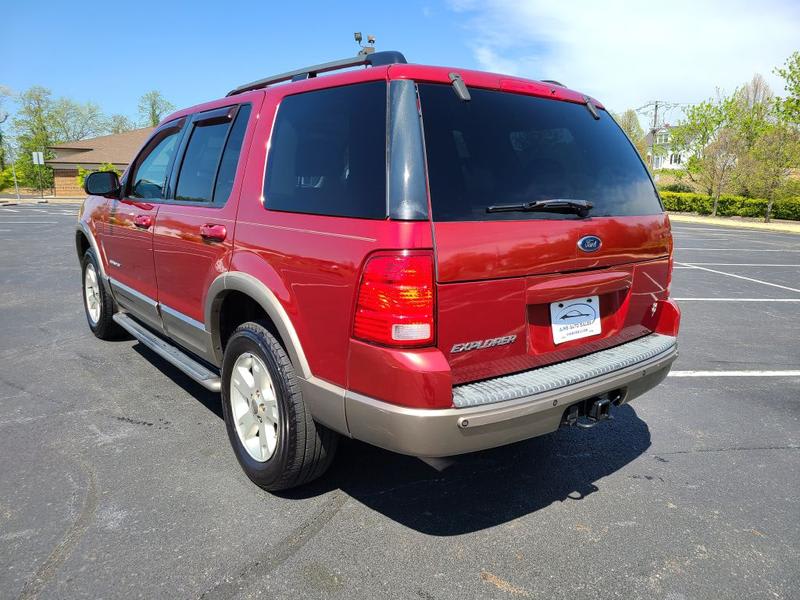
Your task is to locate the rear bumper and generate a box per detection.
[345,334,677,457]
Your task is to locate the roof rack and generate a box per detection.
[541,79,566,87]
[226,50,407,97]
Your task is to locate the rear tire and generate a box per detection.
[81,249,122,340]
[221,321,338,491]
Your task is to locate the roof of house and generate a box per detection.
[46,127,154,167]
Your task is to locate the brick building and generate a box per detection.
[46,128,153,197]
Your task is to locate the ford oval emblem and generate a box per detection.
[578,235,602,253]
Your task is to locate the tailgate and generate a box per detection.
[435,215,672,384]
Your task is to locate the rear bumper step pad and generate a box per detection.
[453,334,677,408]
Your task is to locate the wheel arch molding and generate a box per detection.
[205,271,311,378]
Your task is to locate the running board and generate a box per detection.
[113,313,221,392]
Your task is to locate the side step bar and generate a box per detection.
[112,313,221,392]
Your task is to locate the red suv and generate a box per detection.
[77,50,680,491]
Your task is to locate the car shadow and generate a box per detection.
[282,404,650,536]
[131,345,223,419]
[133,343,650,536]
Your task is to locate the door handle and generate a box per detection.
[134,214,153,229]
[200,223,227,242]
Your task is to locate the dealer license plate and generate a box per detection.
[550,295,601,345]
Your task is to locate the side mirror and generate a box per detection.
[85,171,121,198]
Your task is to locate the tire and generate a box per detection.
[81,249,122,340]
[221,321,338,491]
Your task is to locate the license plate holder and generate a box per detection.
[549,295,601,345]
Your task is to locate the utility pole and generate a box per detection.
[636,100,679,170]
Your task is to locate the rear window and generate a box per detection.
[264,82,386,219]
[418,84,662,221]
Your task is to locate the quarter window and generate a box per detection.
[264,82,387,219]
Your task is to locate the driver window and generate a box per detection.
[129,127,182,199]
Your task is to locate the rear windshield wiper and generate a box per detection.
[486,198,593,218]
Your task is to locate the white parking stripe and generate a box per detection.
[669,370,800,377]
[676,262,800,293]
[678,263,800,267]
[0,221,58,224]
[676,248,800,252]
[673,298,800,302]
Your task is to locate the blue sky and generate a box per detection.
[2,0,799,128]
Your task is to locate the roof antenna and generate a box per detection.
[354,32,376,55]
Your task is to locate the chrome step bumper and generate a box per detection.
[113,313,221,392]
[453,334,677,408]
[345,334,678,457]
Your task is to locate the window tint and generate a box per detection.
[418,84,662,221]
[175,116,232,203]
[213,105,251,204]
[264,82,386,219]
[130,129,181,199]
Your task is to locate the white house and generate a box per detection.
[644,125,692,170]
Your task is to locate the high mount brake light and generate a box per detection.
[353,253,435,347]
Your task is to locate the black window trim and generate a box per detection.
[124,116,187,201]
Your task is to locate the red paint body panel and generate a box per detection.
[102,198,159,299]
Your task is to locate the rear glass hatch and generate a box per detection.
[417,83,673,384]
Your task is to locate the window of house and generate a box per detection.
[263,82,387,219]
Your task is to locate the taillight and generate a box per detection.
[353,252,435,347]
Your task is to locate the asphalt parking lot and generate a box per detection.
[0,203,798,599]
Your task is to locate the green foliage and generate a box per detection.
[138,90,175,127]
[660,191,800,221]
[0,166,16,191]
[612,109,648,161]
[76,162,120,188]
[774,51,800,125]
[11,86,55,189]
[107,114,136,134]
[658,182,694,193]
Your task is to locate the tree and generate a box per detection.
[730,74,773,151]
[670,95,738,216]
[11,86,55,189]
[746,122,800,222]
[774,51,800,125]
[107,114,136,134]
[50,98,107,141]
[138,91,175,127]
[613,109,648,160]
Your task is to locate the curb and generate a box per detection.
[668,213,800,235]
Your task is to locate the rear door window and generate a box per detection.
[418,84,662,221]
[263,82,386,219]
[173,105,250,204]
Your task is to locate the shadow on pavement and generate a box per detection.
[134,343,650,535]
[284,404,650,536]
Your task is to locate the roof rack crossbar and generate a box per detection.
[226,51,407,97]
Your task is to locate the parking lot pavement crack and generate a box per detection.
[16,457,98,600]
[197,490,348,599]
[656,444,799,456]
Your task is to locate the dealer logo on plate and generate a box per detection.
[549,296,602,345]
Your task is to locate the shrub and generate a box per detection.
[658,182,694,193]
[660,191,800,221]
[76,162,121,188]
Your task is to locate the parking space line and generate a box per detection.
[670,370,800,377]
[676,247,800,252]
[677,263,800,267]
[676,262,800,293]
[0,221,58,224]
[673,298,800,302]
